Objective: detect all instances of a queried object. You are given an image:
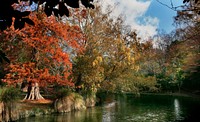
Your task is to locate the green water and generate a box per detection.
[18,93,200,122]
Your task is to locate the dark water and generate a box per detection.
[18,93,200,122]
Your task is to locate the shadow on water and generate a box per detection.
[18,93,200,122]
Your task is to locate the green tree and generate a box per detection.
[71,3,157,94]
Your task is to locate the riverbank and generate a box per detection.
[0,100,54,121]
[140,91,200,99]
[11,92,200,122]
[1,90,200,122]
[0,92,96,122]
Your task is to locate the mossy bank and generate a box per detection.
[0,93,96,122]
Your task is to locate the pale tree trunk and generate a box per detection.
[23,82,44,100]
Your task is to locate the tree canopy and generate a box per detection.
[0,0,92,100]
[0,0,200,99]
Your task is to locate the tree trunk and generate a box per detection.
[23,82,44,100]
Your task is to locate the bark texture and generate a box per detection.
[23,82,44,100]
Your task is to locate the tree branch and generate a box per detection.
[156,0,184,11]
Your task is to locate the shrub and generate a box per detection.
[0,87,20,102]
[56,88,72,99]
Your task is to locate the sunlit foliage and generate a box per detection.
[1,12,84,89]
[71,4,157,94]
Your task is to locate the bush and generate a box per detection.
[0,87,20,102]
[56,88,72,99]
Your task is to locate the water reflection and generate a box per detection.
[17,94,200,122]
[174,98,183,120]
[102,101,117,122]
[103,110,111,122]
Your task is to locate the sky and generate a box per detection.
[101,0,183,40]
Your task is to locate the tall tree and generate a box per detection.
[0,0,94,100]
[174,0,200,91]
[71,4,157,94]
[1,11,85,100]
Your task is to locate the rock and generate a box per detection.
[74,96,86,110]
[54,96,74,113]
[10,103,19,121]
[0,101,54,122]
[85,97,96,107]
[1,102,20,121]
[3,104,10,122]
[54,93,87,113]
[0,102,4,122]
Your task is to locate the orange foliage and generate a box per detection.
[3,62,74,87]
[2,12,85,87]
[21,13,85,67]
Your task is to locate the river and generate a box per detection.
[17,93,200,122]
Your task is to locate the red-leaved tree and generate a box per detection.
[1,12,85,100]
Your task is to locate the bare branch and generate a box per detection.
[156,0,184,11]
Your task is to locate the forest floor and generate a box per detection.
[17,99,54,112]
[21,99,53,104]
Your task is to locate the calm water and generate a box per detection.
[18,93,200,122]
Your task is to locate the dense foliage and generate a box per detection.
[0,87,20,102]
[70,5,158,94]
[0,0,200,100]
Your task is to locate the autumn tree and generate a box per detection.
[149,0,200,92]
[70,3,157,94]
[0,0,95,67]
[172,0,200,91]
[0,11,85,100]
[151,24,200,92]
[174,24,200,91]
